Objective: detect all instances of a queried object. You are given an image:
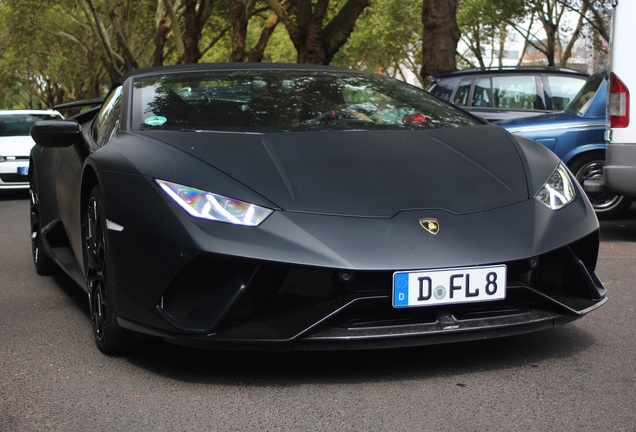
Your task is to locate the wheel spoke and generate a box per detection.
[85,195,108,343]
[84,188,132,353]
[89,280,106,341]
[576,160,622,210]
[85,197,106,272]
[29,188,40,263]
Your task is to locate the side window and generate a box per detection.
[429,83,454,101]
[472,78,493,107]
[491,76,540,110]
[452,79,472,107]
[93,86,123,147]
[547,76,586,111]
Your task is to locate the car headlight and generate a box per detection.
[534,164,576,210]
[156,179,273,226]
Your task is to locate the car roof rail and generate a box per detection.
[432,66,587,77]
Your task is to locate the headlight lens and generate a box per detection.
[156,180,273,226]
[535,164,576,210]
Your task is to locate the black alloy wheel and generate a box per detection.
[84,186,133,354]
[570,152,633,219]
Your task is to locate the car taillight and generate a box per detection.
[609,72,630,128]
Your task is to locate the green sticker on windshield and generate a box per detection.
[145,116,167,126]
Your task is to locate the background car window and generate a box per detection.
[93,86,123,147]
[547,75,586,111]
[0,113,63,136]
[472,78,493,107]
[491,76,540,110]
[567,73,605,115]
[452,79,471,107]
[428,79,457,101]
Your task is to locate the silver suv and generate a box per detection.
[427,67,588,122]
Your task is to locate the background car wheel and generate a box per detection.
[569,152,633,219]
[84,186,134,354]
[29,174,57,275]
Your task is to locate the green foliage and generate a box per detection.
[457,0,526,67]
[0,0,614,107]
[0,0,140,108]
[261,25,296,63]
[458,0,525,29]
[332,0,422,82]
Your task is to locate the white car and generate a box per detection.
[0,110,63,190]
[604,0,636,198]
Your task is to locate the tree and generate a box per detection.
[228,0,285,63]
[559,0,613,68]
[457,0,525,68]
[263,0,371,64]
[333,0,423,85]
[76,0,151,80]
[0,0,615,108]
[421,0,461,84]
[0,0,113,107]
[457,0,611,70]
[519,0,565,66]
[561,0,612,43]
[151,0,217,65]
[504,0,603,67]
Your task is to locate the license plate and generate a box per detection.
[393,264,506,308]
[17,166,28,176]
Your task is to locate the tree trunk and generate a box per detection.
[265,0,370,65]
[229,0,251,62]
[152,8,170,67]
[420,0,461,84]
[560,3,589,67]
[182,0,202,64]
[248,10,283,62]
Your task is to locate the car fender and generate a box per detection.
[559,143,606,165]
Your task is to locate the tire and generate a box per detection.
[29,173,57,275]
[83,186,134,354]
[569,152,633,219]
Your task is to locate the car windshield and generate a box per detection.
[0,113,62,137]
[132,70,479,133]
[566,73,604,115]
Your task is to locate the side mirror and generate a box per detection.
[30,120,82,148]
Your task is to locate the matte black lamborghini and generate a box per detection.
[29,63,606,354]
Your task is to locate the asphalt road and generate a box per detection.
[1,191,635,432]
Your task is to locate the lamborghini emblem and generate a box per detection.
[419,218,440,235]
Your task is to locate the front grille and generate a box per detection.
[158,231,603,339]
[0,174,28,183]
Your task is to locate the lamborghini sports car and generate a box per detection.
[29,63,606,354]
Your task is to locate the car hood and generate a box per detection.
[0,135,36,156]
[141,125,529,217]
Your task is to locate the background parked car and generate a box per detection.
[427,67,588,122]
[604,0,636,199]
[497,72,632,219]
[0,109,64,190]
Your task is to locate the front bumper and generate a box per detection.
[0,159,29,189]
[99,172,605,350]
[116,232,606,351]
